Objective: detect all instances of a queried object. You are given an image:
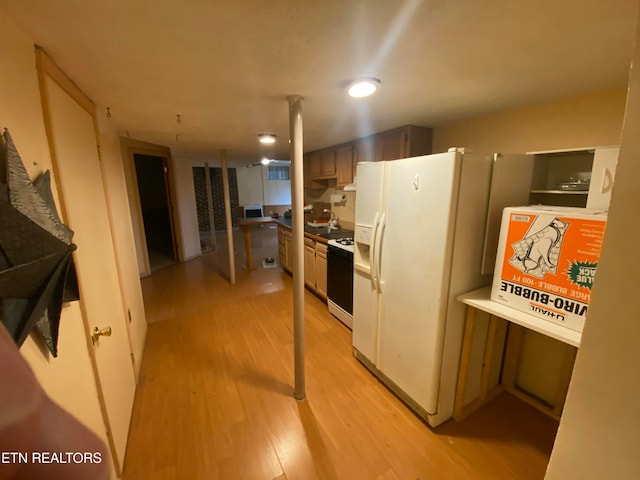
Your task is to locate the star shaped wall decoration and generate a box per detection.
[0,128,79,357]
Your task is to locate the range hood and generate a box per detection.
[343,176,356,191]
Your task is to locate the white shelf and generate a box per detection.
[457,286,581,347]
[530,189,588,195]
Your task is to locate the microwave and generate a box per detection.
[243,204,263,218]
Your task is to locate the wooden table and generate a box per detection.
[236,217,278,269]
[454,286,581,421]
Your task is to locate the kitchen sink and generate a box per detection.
[303,225,353,239]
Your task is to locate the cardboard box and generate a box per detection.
[491,206,607,332]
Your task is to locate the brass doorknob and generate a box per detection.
[91,326,112,345]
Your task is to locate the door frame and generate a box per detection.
[35,46,134,478]
[120,138,184,277]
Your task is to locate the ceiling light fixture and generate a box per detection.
[258,133,277,144]
[347,77,381,98]
[261,157,272,165]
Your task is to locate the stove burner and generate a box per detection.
[335,237,354,246]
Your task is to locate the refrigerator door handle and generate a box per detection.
[370,211,380,290]
[375,213,386,292]
[600,167,614,194]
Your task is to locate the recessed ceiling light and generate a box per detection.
[258,133,277,144]
[347,77,381,98]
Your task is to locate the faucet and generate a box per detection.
[324,209,339,230]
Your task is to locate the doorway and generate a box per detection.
[134,153,177,272]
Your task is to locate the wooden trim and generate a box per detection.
[159,155,183,263]
[119,138,184,267]
[504,386,560,421]
[220,150,236,283]
[453,306,477,420]
[121,144,151,276]
[34,46,123,477]
[479,314,499,397]
[203,162,216,251]
[552,344,578,417]
[501,323,526,389]
[455,297,575,423]
[162,157,182,262]
[34,48,71,228]
[456,385,504,421]
[454,309,505,421]
[35,45,94,115]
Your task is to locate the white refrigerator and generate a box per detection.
[352,149,533,427]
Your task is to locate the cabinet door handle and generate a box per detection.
[600,168,613,194]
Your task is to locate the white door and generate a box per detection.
[376,152,460,414]
[42,75,135,475]
[586,147,619,209]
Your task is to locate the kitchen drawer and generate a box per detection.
[304,237,316,248]
[316,242,328,256]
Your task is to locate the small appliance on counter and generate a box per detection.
[243,204,263,218]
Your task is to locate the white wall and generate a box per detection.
[433,88,627,154]
[0,10,120,477]
[236,165,264,205]
[261,166,292,205]
[545,10,640,478]
[237,164,292,207]
[96,114,147,377]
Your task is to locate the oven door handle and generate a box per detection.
[369,212,380,290]
[375,213,386,293]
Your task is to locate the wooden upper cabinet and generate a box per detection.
[304,125,432,184]
[355,136,376,164]
[404,125,433,158]
[336,143,354,186]
[375,128,407,161]
[354,136,375,179]
[308,148,336,179]
[303,154,312,187]
[320,148,336,177]
[374,125,433,161]
[309,150,323,178]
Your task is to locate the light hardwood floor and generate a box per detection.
[124,228,558,480]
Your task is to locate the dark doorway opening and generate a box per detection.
[134,154,177,272]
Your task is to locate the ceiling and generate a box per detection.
[1,0,638,166]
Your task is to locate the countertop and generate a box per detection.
[271,217,353,242]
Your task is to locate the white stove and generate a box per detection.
[327,237,354,253]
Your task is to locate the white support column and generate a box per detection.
[288,95,306,400]
[220,149,236,284]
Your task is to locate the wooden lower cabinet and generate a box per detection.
[278,226,293,272]
[315,243,328,299]
[304,238,316,288]
[278,226,327,299]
